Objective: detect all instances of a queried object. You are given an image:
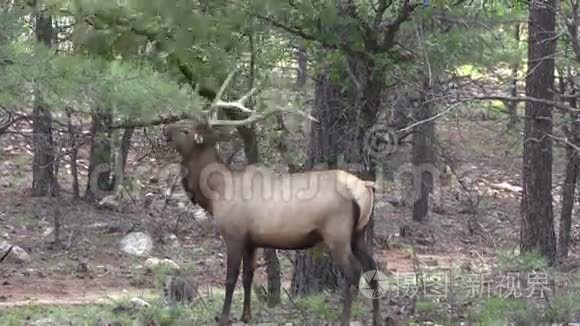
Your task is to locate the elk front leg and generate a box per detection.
[218,243,243,326]
[241,245,257,323]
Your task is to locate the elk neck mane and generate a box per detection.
[180,144,229,215]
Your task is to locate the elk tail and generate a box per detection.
[354,181,375,231]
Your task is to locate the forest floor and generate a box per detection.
[1,116,579,325]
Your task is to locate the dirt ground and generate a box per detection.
[1,117,579,314]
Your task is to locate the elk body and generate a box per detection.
[163,73,382,326]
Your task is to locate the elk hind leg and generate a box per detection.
[241,245,257,323]
[218,241,244,326]
[326,239,362,326]
[353,230,382,326]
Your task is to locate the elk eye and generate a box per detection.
[180,129,189,135]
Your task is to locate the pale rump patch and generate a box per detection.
[336,171,375,231]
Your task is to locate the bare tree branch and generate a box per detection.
[381,0,419,51]
[253,13,371,59]
[374,0,394,30]
[110,113,194,130]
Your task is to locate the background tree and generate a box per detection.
[31,0,57,197]
[557,0,580,259]
[520,0,558,264]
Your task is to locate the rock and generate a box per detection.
[120,232,153,257]
[76,262,89,274]
[130,297,151,308]
[0,241,30,264]
[98,195,120,211]
[28,318,64,326]
[42,227,54,238]
[0,240,10,254]
[144,193,155,209]
[192,206,208,220]
[162,233,180,248]
[96,319,123,326]
[144,257,180,272]
[489,181,522,193]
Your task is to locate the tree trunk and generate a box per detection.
[412,79,437,222]
[520,0,557,265]
[559,145,578,259]
[506,23,521,128]
[295,41,308,89]
[559,83,579,259]
[66,108,80,198]
[31,4,57,197]
[111,127,135,192]
[119,128,134,175]
[85,108,114,202]
[291,69,356,295]
[354,59,382,250]
[291,250,340,295]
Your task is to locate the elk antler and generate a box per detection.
[204,70,318,127]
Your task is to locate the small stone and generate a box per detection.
[144,257,180,272]
[0,242,31,264]
[97,319,123,326]
[120,232,153,257]
[29,318,60,326]
[130,297,151,308]
[162,233,180,248]
[144,193,155,208]
[42,227,54,238]
[98,195,120,211]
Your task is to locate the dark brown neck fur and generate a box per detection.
[180,145,228,215]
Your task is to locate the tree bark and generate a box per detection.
[352,56,382,250]
[506,23,521,128]
[110,127,135,193]
[520,0,557,265]
[66,108,80,198]
[559,83,579,259]
[412,79,437,222]
[119,128,134,175]
[31,3,57,197]
[85,108,114,202]
[295,41,308,89]
[291,69,356,295]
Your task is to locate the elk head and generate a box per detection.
[164,70,316,157]
[163,119,219,158]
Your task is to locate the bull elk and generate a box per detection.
[163,72,382,326]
